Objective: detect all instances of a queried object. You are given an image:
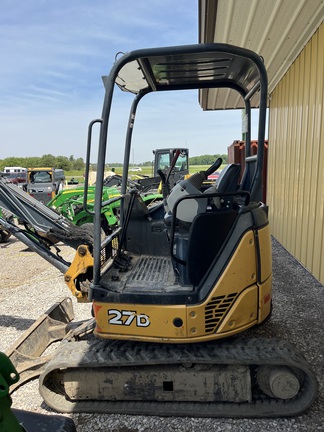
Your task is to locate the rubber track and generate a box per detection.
[39,337,318,418]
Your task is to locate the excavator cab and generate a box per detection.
[83,43,272,342]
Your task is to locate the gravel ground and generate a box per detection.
[0,235,323,431]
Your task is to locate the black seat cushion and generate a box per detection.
[186,210,238,286]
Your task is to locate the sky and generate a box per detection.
[1,0,251,164]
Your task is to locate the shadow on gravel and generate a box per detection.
[0,314,34,330]
[0,240,16,249]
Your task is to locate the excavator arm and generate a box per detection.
[0,176,98,287]
[0,177,95,250]
[0,177,98,390]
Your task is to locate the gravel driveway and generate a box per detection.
[0,236,323,431]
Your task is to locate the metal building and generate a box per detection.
[199,0,324,284]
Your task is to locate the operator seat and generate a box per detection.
[185,163,241,286]
[216,163,241,192]
[202,163,241,210]
[205,163,241,195]
[186,208,238,286]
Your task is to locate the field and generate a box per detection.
[64,164,223,183]
[126,165,213,177]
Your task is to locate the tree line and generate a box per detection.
[0,153,228,172]
[189,154,228,165]
[108,154,228,168]
[0,154,85,172]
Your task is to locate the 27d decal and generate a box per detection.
[108,309,150,327]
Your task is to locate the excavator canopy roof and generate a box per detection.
[113,43,266,106]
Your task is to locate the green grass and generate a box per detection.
[189,164,226,174]
[64,164,225,183]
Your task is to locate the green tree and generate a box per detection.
[40,154,56,167]
[25,157,40,168]
[221,154,228,164]
[1,157,25,168]
[55,156,71,171]
[73,157,85,170]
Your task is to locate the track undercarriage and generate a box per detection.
[39,334,318,418]
[6,295,318,418]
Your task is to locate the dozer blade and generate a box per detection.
[12,409,77,432]
[5,297,74,393]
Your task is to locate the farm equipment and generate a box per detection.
[47,177,162,231]
[1,43,318,419]
[47,147,188,228]
[139,147,189,190]
[0,352,76,431]
[25,167,65,204]
[49,184,162,232]
[48,184,122,232]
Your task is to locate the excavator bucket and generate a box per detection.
[5,297,74,392]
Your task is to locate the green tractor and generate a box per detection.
[48,185,121,232]
[48,182,163,234]
[48,148,189,232]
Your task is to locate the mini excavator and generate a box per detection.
[0,43,318,419]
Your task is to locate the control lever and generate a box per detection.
[205,157,223,178]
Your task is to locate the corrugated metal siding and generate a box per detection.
[199,0,324,110]
[268,22,324,284]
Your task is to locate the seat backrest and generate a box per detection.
[186,209,238,286]
[215,164,241,193]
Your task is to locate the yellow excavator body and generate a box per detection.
[93,226,272,342]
